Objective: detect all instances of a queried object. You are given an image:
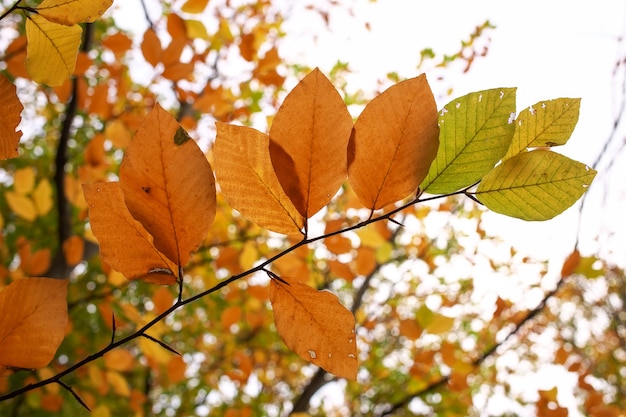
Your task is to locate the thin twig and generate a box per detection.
[57,380,90,412]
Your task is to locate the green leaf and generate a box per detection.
[422,88,517,194]
[475,149,596,221]
[503,98,581,160]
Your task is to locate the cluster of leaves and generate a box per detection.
[0,1,616,416]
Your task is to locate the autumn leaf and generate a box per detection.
[269,68,353,219]
[503,98,581,160]
[348,74,439,209]
[36,0,113,25]
[475,149,597,220]
[270,279,358,379]
[0,278,68,370]
[5,192,37,221]
[181,0,210,13]
[83,182,179,284]
[423,88,517,194]
[25,14,82,86]
[141,28,162,67]
[119,104,216,266]
[214,123,304,235]
[0,75,23,160]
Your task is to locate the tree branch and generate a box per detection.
[377,275,567,416]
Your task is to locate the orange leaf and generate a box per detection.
[181,0,210,13]
[0,278,68,369]
[269,68,353,219]
[119,104,216,266]
[141,28,162,67]
[270,279,357,379]
[83,182,178,284]
[215,123,304,234]
[561,249,580,278]
[0,75,23,160]
[63,235,84,266]
[348,75,439,209]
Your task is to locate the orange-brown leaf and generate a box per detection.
[83,182,178,284]
[0,75,23,160]
[0,278,68,369]
[270,279,357,379]
[141,28,162,67]
[269,68,353,219]
[215,123,304,234]
[348,75,439,209]
[119,104,216,266]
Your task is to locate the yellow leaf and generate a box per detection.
[5,191,37,221]
[270,279,357,379]
[214,123,304,234]
[106,370,130,397]
[119,104,216,266]
[348,74,439,209]
[269,68,353,219]
[13,167,36,195]
[25,14,82,86]
[185,19,210,40]
[92,404,111,417]
[181,0,210,13]
[33,179,53,216]
[104,349,134,372]
[37,0,113,25]
[0,278,68,370]
[0,75,23,160]
[83,182,179,284]
[425,312,455,335]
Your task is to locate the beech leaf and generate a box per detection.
[25,14,82,86]
[83,182,179,284]
[475,149,597,221]
[270,280,358,379]
[119,104,216,266]
[503,98,581,160]
[348,74,439,209]
[423,88,517,194]
[269,68,353,219]
[0,75,23,160]
[215,123,305,234]
[0,278,68,370]
[36,0,113,25]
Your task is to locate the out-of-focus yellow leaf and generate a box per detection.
[0,75,23,160]
[425,312,455,335]
[119,104,216,266]
[13,167,35,195]
[270,279,357,379]
[104,349,134,372]
[106,370,131,397]
[185,19,210,40]
[36,0,113,25]
[25,14,82,86]
[0,278,68,370]
[6,191,37,221]
[181,0,210,13]
[33,179,53,216]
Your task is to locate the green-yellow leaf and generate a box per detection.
[475,149,596,221]
[0,278,68,370]
[37,0,113,25]
[503,98,581,160]
[422,88,517,194]
[25,14,82,86]
[215,123,304,235]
